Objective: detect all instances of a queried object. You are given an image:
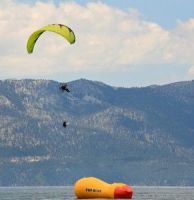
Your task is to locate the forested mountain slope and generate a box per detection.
[0,79,194,186]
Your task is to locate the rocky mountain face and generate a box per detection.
[0,79,194,186]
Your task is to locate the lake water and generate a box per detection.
[0,186,193,200]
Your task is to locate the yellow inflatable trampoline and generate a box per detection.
[74,177,133,199]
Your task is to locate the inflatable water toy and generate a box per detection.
[74,177,133,199]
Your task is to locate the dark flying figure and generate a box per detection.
[63,121,68,128]
[59,83,70,92]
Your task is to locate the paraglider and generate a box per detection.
[26,24,76,128]
[26,24,76,53]
[59,83,70,92]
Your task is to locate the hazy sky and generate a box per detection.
[0,0,194,87]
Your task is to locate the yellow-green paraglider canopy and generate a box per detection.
[27,24,76,53]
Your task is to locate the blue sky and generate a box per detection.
[20,0,194,28]
[1,0,194,87]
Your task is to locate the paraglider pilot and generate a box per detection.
[63,121,68,128]
[60,83,70,92]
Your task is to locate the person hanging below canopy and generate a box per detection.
[63,121,68,128]
[59,83,70,92]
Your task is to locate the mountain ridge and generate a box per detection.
[0,78,194,186]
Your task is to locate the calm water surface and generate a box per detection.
[0,186,193,200]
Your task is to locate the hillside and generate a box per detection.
[0,79,194,186]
